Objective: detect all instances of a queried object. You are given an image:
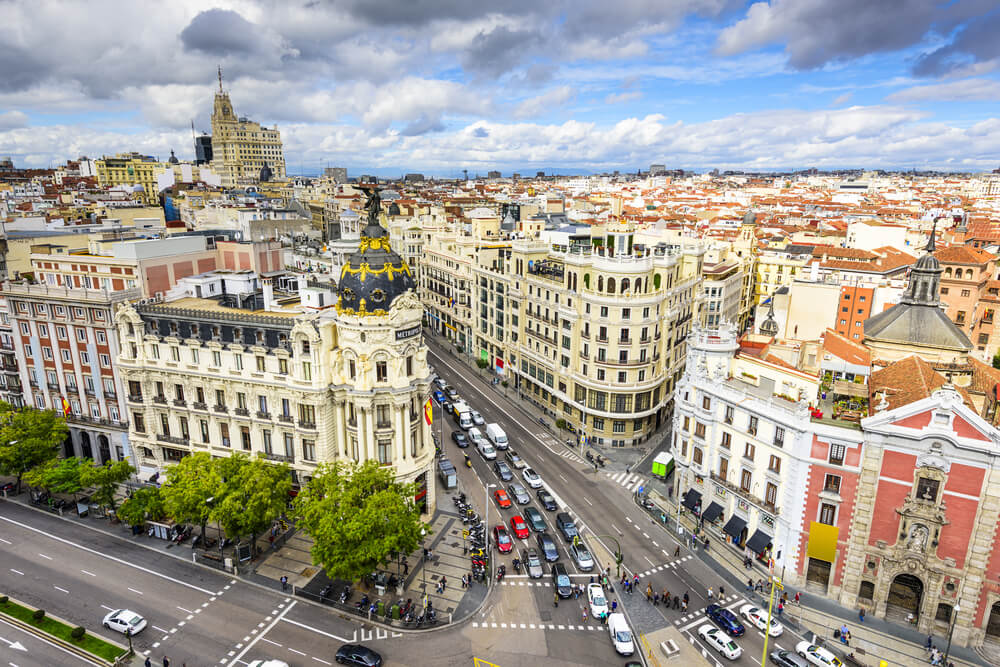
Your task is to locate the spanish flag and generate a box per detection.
[424,398,433,426]
[61,397,71,416]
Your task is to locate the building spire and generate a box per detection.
[218,65,223,93]
[926,218,936,253]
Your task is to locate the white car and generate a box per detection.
[478,442,497,460]
[739,603,783,636]
[796,641,844,667]
[247,661,290,667]
[471,410,485,426]
[102,609,147,635]
[698,624,742,660]
[522,467,543,488]
[587,583,608,618]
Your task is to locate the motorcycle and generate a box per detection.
[464,455,472,468]
[496,565,506,582]
[585,451,595,463]
[596,455,607,467]
[512,558,521,573]
[320,584,332,599]
[339,586,351,603]
[354,595,371,611]
[641,498,656,511]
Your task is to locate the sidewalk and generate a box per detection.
[639,491,989,667]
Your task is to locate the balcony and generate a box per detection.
[192,401,207,410]
[66,414,129,429]
[257,411,271,420]
[262,451,295,463]
[156,434,190,446]
[84,387,96,397]
[298,420,317,430]
[278,414,294,424]
[234,408,250,417]
[596,336,609,344]
[213,404,228,413]
[128,394,143,403]
[47,381,60,390]
[153,395,168,405]
[173,399,187,408]
[710,471,780,516]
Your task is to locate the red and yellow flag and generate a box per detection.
[424,398,433,426]
[61,397,71,416]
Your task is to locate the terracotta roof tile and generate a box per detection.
[870,355,975,412]
[933,245,997,264]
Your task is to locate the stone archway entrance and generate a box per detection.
[886,573,923,621]
[80,432,93,460]
[98,435,111,463]
[986,602,1000,641]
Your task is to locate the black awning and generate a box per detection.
[746,529,773,554]
[702,502,724,523]
[682,489,702,513]
[723,515,747,542]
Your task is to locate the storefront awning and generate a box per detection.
[682,489,702,513]
[723,515,747,542]
[702,502,724,523]
[746,529,773,554]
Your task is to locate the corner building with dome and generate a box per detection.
[115,188,434,512]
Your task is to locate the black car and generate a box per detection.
[335,643,383,666]
[536,533,559,562]
[451,432,469,448]
[555,512,578,542]
[705,604,745,637]
[536,488,557,511]
[441,400,452,415]
[493,461,513,481]
[523,506,547,532]
[551,562,573,598]
[769,650,810,667]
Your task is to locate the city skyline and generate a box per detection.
[1,1,999,174]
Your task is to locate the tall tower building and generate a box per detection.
[210,67,286,187]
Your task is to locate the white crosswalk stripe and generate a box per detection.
[606,471,642,489]
[557,449,584,463]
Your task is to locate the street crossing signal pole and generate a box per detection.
[762,573,782,666]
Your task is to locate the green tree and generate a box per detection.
[212,454,291,555]
[0,404,67,493]
[294,460,427,582]
[116,487,165,526]
[160,451,221,541]
[993,352,1000,369]
[81,459,135,515]
[23,457,89,496]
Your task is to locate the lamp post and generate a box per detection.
[944,604,960,665]
[485,483,496,580]
[420,527,427,603]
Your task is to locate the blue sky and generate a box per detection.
[1,0,999,175]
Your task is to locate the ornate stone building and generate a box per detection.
[209,69,286,187]
[115,189,434,510]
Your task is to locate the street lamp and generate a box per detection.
[485,483,496,580]
[944,604,961,665]
[420,527,427,604]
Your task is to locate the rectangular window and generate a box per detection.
[744,442,755,460]
[377,440,392,464]
[302,439,316,461]
[133,413,145,433]
[721,431,731,449]
[99,353,110,367]
[765,482,778,507]
[773,427,784,447]
[256,356,266,372]
[258,395,268,414]
[96,331,106,344]
[284,433,295,457]
[76,328,87,342]
[262,429,273,454]
[829,443,846,466]
[718,456,728,479]
[200,420,209,443]
[42,347,52,360]
[702,396,711,410]
[748,415,758,436]
[819,503,836,526]
[302,361,312,381]
[160,413,170,436]
[692,447,703,465]
[824,474,841,493]
[212,350,221,366]
[220,423,230,447]
[612,420,625,433]
[682,416,690,432]
[56,325,67,340]
[916,477,940,502]
[80,351,90,365]
[694,422,705,439]
[240,426,251,451]
[279,358,288,374]
[215,389,225,407]
[768,454,781,473]
[740,469,752,492]
[170,346,180,362]
[376,361,387,382]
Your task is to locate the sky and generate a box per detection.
[2,0,1000,176]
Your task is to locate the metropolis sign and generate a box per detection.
[395,324,421,340]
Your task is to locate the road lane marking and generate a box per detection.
[0,516,216,595]
[153,625,169,633]
[53,586,69,593]
[559,474,568,482]
[177,606,194,614]
[0,537,10,544]
[227,601,297,666]
[610,524,622,535]
[652,541,659,547]
[9,570,22,576]
[583,497,592,506]
[288,649,306,656]
[0,616,91,664]
[278,617,353,643]
[127,588,144,595]
[80,570,96,577]
[260,638,282,647]
[38,554,52,560]
[312,658,332,665]
[100,605,115,611]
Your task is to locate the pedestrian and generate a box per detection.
[280,575,288,591]
[673,595,680,609]
[403,558,409,576]
[925,635,933,652]
[674,545,680,558]
[707,586,714,600]
[582,607,588,623]
[589,575,595,585]
[646,583,653,598]
[663,588,669,604]
[777,601,784,617]
[859,607,865,622]
[794,591,801,605]
[621,573,628,585]
[653,592,659,606]
[633,574,639,589]
[612,599,618,612]
[683,591,689,606]
[441,575,447,591]
[746,578,753,592]
[626,465,630,474]
[163,658,170,667]
[554,592,558,607]
[575,585,581,600]
[145,659,151,667]
[719,585,725,598]
[601,611,608,625]
[436,580,443,594]
[681,599,688,612]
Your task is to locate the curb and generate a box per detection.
[0,593,127,666]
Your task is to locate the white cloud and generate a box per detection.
[831,92,853,106]
[513,86,575,119]
[605,91,642,105]
[887,78,1000,102]
[0,111,29,130]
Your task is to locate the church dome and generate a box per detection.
[337,189,415,316]
[168,149,179,165]
[388,202,400,216]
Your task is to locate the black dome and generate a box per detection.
[260,163,273,182]
[388,202,400,216]
[337,218,414,315]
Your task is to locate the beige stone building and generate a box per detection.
[210,75,286,187]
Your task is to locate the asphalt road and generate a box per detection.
[428,338,816,667]
[0,612,104,667]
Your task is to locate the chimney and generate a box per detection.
[262,278,274,311]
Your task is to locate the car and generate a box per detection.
[522,467,542,488]
[478,442,497,460]
[451,431,469,448]
[493,488,512,509]
[740,604,784,637]
[536,533,559,561]
[537,488,557,511]
[508,482,530,505]
[608,613,634,656]
[445,386,459,400]
[434,377,448,390]
[493,461,513,481]
[523,506,547,532]
[552,562,573,598]
[493,524,513,553]
[569,541,595,571]
[467,427,486,447]
[587,583,609,617]
[795,641,843,667]
[522,547,544,578]
[471,410,485,426]
[441,400,452,415]
[335,643,383,667]
[555,512,578,542]
[698,624,742,660]
[769,650,811,667]
[102,609,147,635]
[433,390,446,404]
[705,604,746,637]
[509,515,530,539]
[505,450,527,469]
[247,661,290,667]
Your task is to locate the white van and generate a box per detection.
[477,440,497,460]
[467,427,485,447]
[458,412,473,430]
[607,613,634,655]
[485,423,508,450]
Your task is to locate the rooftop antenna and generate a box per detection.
[217,65,223,93]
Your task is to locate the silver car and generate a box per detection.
[508,482,530,504]
[471,410,485,426]
[521,548,544,578]
[570,542,595,571]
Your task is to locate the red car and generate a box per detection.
[493,488,512,509]
[493,525,513,553]
[509,515,529,539]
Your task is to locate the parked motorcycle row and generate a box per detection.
[584,450,607,467]
[454,492,489,582]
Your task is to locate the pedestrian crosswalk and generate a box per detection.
[633,555,693,578]
[556,449,584,463]
[471,621,603,632]
[606,471,642,490]
[675,594,746,630]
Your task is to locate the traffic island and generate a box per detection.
[0,594,129,665]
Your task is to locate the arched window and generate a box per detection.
[966,269,975,279]
[607,278,616,294]
[597,276,603,292]
[944,268,952,277]
[621,278,630,293]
